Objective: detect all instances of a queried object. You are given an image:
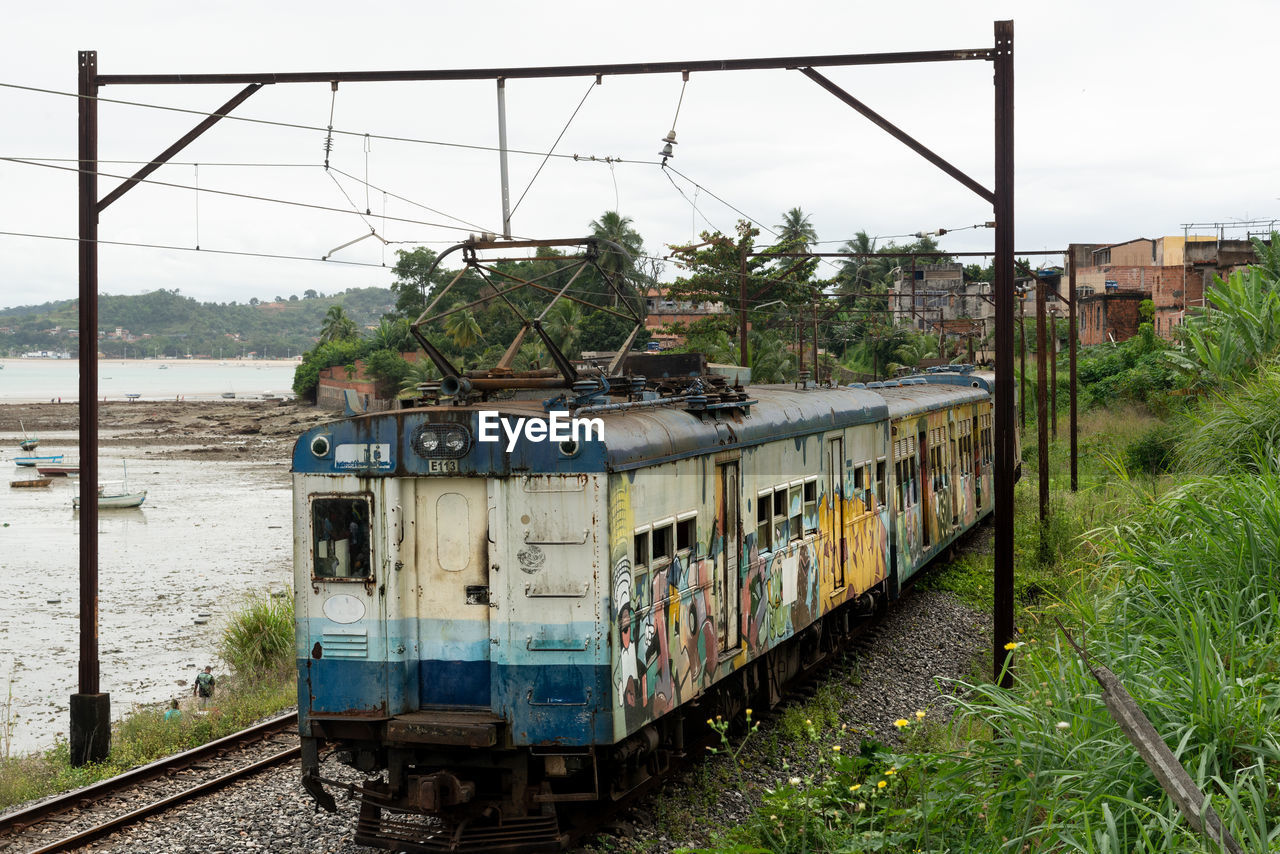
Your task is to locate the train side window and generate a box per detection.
[875,459,886,510]
[756,490,773,552]
[788,482,803,542]
[652,523,674,565]
[773,490,789,545]
[853,464,866,510]
[634,528,650,568]
[312,496,373,580]
[802,479,818,534]
[676,514,696,556]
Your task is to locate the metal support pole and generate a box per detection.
[1051,308,1058,439]
[739,250,749,368]
[1019,294,1026,430]
[72,49,109,767]
[1069,247,1079,492]
[992,20,1016,688]
[1036,275,1048,523]
[812,300,819,383]
[496,78,512,239]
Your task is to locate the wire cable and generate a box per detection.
[510,79,597,219]
[0,80,661,165]
[0,156,481,234]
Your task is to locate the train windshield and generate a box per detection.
[312,496,373,579]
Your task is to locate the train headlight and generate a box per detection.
[411,423,472,460]
[443,426,469,454]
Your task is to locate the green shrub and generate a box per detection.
[220,592,295,684]
[1124,426,1177,475]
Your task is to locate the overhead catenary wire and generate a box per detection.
[510,78,598,219]
[0,80,657,165]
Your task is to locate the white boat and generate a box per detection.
[72,462,146,509]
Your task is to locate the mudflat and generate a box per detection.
[0,400,336,462]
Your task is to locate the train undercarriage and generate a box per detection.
[302,585,886,854]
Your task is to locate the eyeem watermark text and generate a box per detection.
[477,411,604,452]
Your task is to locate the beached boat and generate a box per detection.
[14,454,63,467]
[18,420,39,451]
[11,477,52,488]
[72,462,146,509]
[221,391,236,399]
[37,463,79,477]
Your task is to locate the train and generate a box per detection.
[292,354,1004,851]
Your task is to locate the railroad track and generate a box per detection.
[0,712,300,853]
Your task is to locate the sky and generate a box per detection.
[1,0,1277,310]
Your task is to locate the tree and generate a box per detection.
[775,207,817,254]
[589,211,645,307]
[443,305,482,351]
[543,301,584,360]
[318,305,358,344]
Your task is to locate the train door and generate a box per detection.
[826,437,846,588]
[918,428,932,549]
[972,415,981,509]
[415,478,490,707]
[305,490,388,714]
[716,460,741,652]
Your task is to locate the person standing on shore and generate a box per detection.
[164,699,181,722]
[193,665,215,709]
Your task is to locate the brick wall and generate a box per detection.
[1077,292,1147,347]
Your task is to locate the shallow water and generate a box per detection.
[0,447,293,754]
[0,358,299,403]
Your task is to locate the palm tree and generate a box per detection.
[443,305,482,351]
[399,357,439,393]
[319,305,358,344]
[589,211,645,307]
[370,318,412,352]
[775,207,818,253]
[543,301,584,360]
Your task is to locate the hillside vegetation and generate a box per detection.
[0,286,394,359]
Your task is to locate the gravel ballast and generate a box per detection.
[73,588,987,853]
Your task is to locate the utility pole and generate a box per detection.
[738,249,749,369]
[1036,273,1049,523]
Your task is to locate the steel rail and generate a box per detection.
[0,711,298,836]
[26,745,301,854]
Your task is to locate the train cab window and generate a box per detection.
[756,491,773,552]
[652,523,674,564]
[634,528,650,568]
[802,479,818,534]
[676,514,697,556]
[312,496,373,580]
[875,459,886,509]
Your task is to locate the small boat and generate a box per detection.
[73,462,146,509]
[221,392,236,399]
[11,477,52,488]
[125,393,142,400]
[14,454,63,467]
[19,421,38,452]
[37,463,80,477]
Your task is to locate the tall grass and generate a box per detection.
[220,591,295,684]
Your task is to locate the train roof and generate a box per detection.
[293,380,991,476]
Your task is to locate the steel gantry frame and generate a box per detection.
[72,20,1017,762]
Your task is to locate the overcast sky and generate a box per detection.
[1,0,1276,310]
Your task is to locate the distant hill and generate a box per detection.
[0,287,395,358]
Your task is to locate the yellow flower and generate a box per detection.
[706,718,714,726]
[893,718,909,728]
[1003,641,1024,651]
[745,708,753,717]
[832,745,842,752]
[915,710,926,720]
[877,780,887,789]
[885,767,896,775]
[849,783,861,792]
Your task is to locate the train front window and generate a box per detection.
[312,496,373,579]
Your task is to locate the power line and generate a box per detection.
[0,228,392,268]
[0,80,659,165]
[0,156,481,234]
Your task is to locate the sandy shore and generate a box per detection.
[0,399,335,462]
